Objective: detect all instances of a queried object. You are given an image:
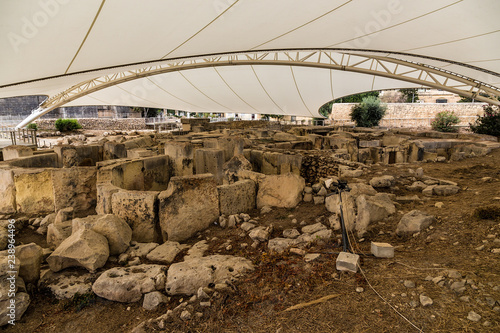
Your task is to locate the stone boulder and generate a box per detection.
[47,220,72,249]
[38,269,94,299]
[369,175,395,188]
[218,179,256,216]
[159,174,219,242]
[92,264,166,302]
[47,228,109,272]
[0,292,30,326]
[432,185,460,196]
[54,207,75,225]
[165,255,254,295]
[0,169,16,214]
[268,238,294,253]
[396,210,436,236]
[16,243,44,284]
[72,214,132,255]
[256,173,305,209]
[0,256,20,301]
[356,194,396,236]
[36,212,56,235]
[146,241,186,264]
[325,191,356,231]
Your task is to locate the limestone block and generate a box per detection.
[336,252,359,273]
[142,156,171,191]
[369,175,395,188]
[256,173,305,209]
[371,242,394,258]
[273,132,297,142]
[47,220,72,249]
[0,169,16,214]
[396,210,436,236]
[54,145,102,167]
[72,214,132,255]
[217,179,256,216]
[14,169,55,215]
[164,141,194,176]
[92,264,166,302]
[2,145,33,161]
[159,174,219,242]
[96,183,121,214]
[325,191,356,231]
[204,137,244,162]
[51,167,97,215]
[355,193,396,236]
[194,148,224,185]
[165,255,253,296]
[6,153,58,168]
[16,243,44,283]
[111,190,160,243]
[47,228,109,272]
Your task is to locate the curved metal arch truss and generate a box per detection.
[17,49,500,128]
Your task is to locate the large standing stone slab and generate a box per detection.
[195,148,224,185]
[218,179,256,216]
[47,228,109,272]
[111,190,161,243]
[0,169,16,214]
[159,174,219,242]
[165,255,253,295]
[92,264,166,302]
[52,167,97,215]
[14,169,55,215]
[256,173,305,208]
[164,141,194,176]
[356,193,396,236]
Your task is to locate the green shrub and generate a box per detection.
[349,96,387,127]
[26,123,38,130]
[470,105,500,137]
[55,118,82,132]
[431,111,460,132]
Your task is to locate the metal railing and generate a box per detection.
[0,127,38,147]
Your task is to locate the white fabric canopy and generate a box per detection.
[0,0,499,123]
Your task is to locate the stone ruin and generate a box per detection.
[0,123,499,327]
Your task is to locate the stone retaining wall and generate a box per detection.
[329,103,486,128]
[35,118,147,130]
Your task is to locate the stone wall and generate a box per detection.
[329,103,486,128]
[35,118,147,130]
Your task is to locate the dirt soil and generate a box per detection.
[5,148,500,333]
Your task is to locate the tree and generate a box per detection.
[470,105,500,136]
[333,91,379,103]
[349,96,387,127]
[399,88,419,103]
[318,101,333,117]
[431,111,460,132]
[132,107,162,118]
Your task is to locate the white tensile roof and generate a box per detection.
[0,0,499,126]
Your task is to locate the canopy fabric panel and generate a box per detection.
[0,0,499,123]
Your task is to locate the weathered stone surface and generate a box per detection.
[223,154,252,181]
[52,167,97,215]
[165,255,253,295]
[325,192,356,231]
[54,207,74,225]
[356,193,396,236]
[283,228,300,239]
[248,226,270,242]
[92,264,166,302]
[143,291,168,311]
[432,185,460,196]
[2,145,33,161]
[301,223,327,234]
[256,173,305,209]
[14,169,54,215]
[218,179,256,216]
[47,228,109,272]
[126,242,159,258]
[47,220,72,249]
[96,183,121,214]
[38,269,94,299]
[164,142,194,177]
[273,132,297,142]
[396,210,436,236]
[72,214,132,255]
[16,243,43,284]
[37,212,56,234]
[204,137,244,162]
[146,241,185,264]
[0,255,20,300]
[371,242,394,258]
[268,238,294,253]
[369,175,395,188]
[0,169,16,214]
[195,148,224,185]
[54,145,102,168]
[0,292,30,326]
[111,190,160,243]
[159,174,219,242]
